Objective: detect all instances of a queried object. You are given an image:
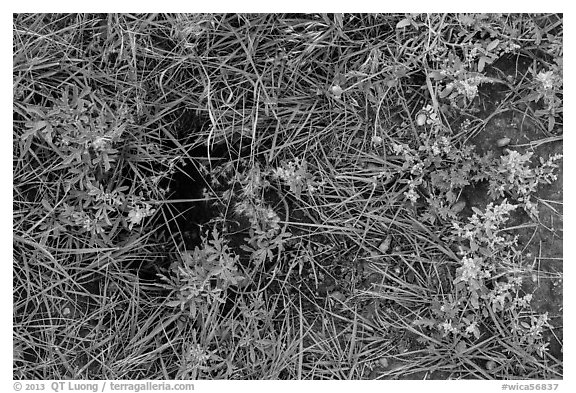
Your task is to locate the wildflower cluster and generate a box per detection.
[234,164,281,233]
[419,104,443,127]
[510,312,553,357]
[166,229,244,318]
[184,343,211,369]
[430,51,496,108]
[389,120,562,228]
[271,157,320,198]
[58,204,109,236]
[534,61,563,114]
[487,150,562,218]
[452,200,518,254]
[428,299,482,340]
[127,200,156,230]
[412,197,551,359]
[225,164,294,267]
[17,84,163,241]
[390,132,488,221]
[435,199,551,357]
[22,86,129,175]
[466,38,521,72]
[523,57,563,131]
[446,74,493,103]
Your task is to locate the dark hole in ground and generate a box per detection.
[122,109,217,280]
[128,108,278,318]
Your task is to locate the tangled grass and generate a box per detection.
[13,13,562,380]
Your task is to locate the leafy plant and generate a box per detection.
[165,229,245,319]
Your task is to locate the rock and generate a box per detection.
[329,291,345,302]
[497,137,511,147]
[330,85,343,98]
[378,235,392,253]
[416,112,427,126]
[378,357,389,368]
[485,360,497,372]
[451,200,466,213]
[455,340,467,354]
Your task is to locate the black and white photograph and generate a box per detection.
[12,11,564,383]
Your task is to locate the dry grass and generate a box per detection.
[14,13,562,380]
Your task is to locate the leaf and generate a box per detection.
[470,240,479,252]
[320,13,332,25]
[486,39,500,52]
[470,292,480,309]
[346,70,368,78]
[534,25,542,45]
[471,325,480,340]
[455,340,467,354]
[22,120,50,142]
[396,18,411,29]
[548,115,555,132]
[479,247,491,257]
[440,85,454,98]
[256,338,275,349]
[412,318,436,328]
[166,300,183,308]
[485,227,493,238]
[41,198,53,212]
[334,13,344,30]
[453,56,462,70]
[485,54,497,64]
[478,56,487,73]
[429,71,445,81]
[525,91,542,102]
